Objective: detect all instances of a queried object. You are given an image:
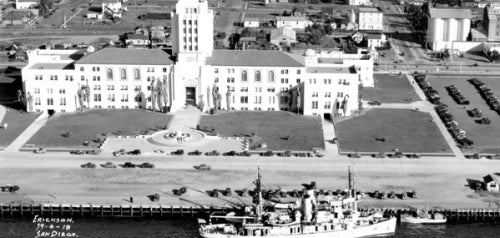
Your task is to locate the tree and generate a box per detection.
[39,0,54,18]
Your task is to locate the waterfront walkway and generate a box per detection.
[3,111,48,152]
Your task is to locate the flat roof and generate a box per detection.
[359,7,381,13]
[318,58,344,64]
[306,67,354,74]
[429,8,473,19]
[208,50,305,67]
[30,63,74,70]
[276,16,309,21]
[76,48,174,65]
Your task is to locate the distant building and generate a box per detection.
[426,8,472,51]
[366,32,387,50]
[15,0,37,10]
[275,16,312,29]
[357,7,383,31]
[461,0,478,8]
[243,18,260,28]
[348,0,371,6]
[124,34,150,47]
[102,0,127,19]
[270,27,297,47]
[1,10,32,26]
[484,3,500,42]
[483,174,500,192]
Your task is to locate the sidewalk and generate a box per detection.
[322,119,339,156]
[168,106,202,132]
[3,111,49,152]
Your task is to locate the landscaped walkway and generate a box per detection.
[322,119,339,156]
[3,111,48,152]
[167,105,203,133]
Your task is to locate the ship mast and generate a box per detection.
[348,164,355,198]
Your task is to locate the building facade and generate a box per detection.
[357,7,383,31]
[484,4,500,42]
[15,0,37,9]
[427,8,472,51]
[349,0,371,6]
[275,16,313,29]
[22,0,373,118]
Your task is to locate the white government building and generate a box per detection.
[21,0,374,118]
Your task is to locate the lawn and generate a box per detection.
[428,75,500,153]
[335,109,451,153]
[198,111,324,151]
[28,109,172,148]
[361,74,421,103]
[0,108,40,148]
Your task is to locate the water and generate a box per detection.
[1,218,499,238]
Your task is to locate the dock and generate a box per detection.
[1,203,500,223]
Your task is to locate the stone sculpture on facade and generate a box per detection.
[226,86,231,110]
[212,84,221,113]
[77,85,90,110]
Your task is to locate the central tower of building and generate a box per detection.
[171,0,214,63]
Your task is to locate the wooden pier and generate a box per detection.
[0,204,233,219]
[1,204,499,223]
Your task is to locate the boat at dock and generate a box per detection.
[198,166,397,238]
[401,211,447,224]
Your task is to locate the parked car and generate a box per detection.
[121,162,136,168]
[223,150,237,156]
[101,162,117,168]
[368,100,381,106]
[33,147,46,154]
[188,150,202,156]
[113,149,126,157]
[138,162,155,169]
[204,150,220,156]
[171,149,184,155]
[194,163,211,171]
[476,118,491,124]
[86,150,100,155]
[70,150,84,155]
[127,149,141,155]
[81,162,97,168]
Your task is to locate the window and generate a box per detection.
[255,96,261,104]
[297,78,301,83]
[34,88,40,94]
[267,88,275,92]
[47,98,54,106]
[94,94,101,102]
[80,67,84,71]
[93,85,101,90]
[214,77,219,83]
[134,68,140,80]
[47,89,53,94]
[81,76,85,81]
[35,97,41,105]
[297,69,301,74]
[108,94,115,102]
[240,87,248,92]
[227,77,235,83]
[280,96,288,104]
[107,85,115,91]
[312,92,318,97]
[240,96,248,104]
[255,87,262,92]
[338,79,342,84]
[134,85,141,91]
[120,85,128,91]
[92,67,96,72]
[325,92,331,97]
[337,92,344,98]
[107,68,113,80]
[241,70,247,82]
[324,101,331,109]
[268,71,275,82]
[281,78,288,84]
[96,67,100,72]
[121,68,127,80]
[135,96,142,102]
[255,71,261,82]
[269,96,275,104]
[121,94,129,102]
[312,101,318,109]
[163,67,167,73]
[65,75,69,81]
[214,68,219,73]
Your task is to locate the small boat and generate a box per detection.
[401,212,447,224]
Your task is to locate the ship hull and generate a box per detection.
[401,217,446,224]
[200,217,397,238]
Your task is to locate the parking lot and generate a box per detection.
[428,75,500,154]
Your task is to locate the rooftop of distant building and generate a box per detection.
[76,48,174,65]
[358,7,382,13]
[207,50,305,67]
[306,66,355,74]
[429,8,473,19]
[30,63,75,70]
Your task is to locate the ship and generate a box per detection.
[401,211,447,224]
[198,166,397,238]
